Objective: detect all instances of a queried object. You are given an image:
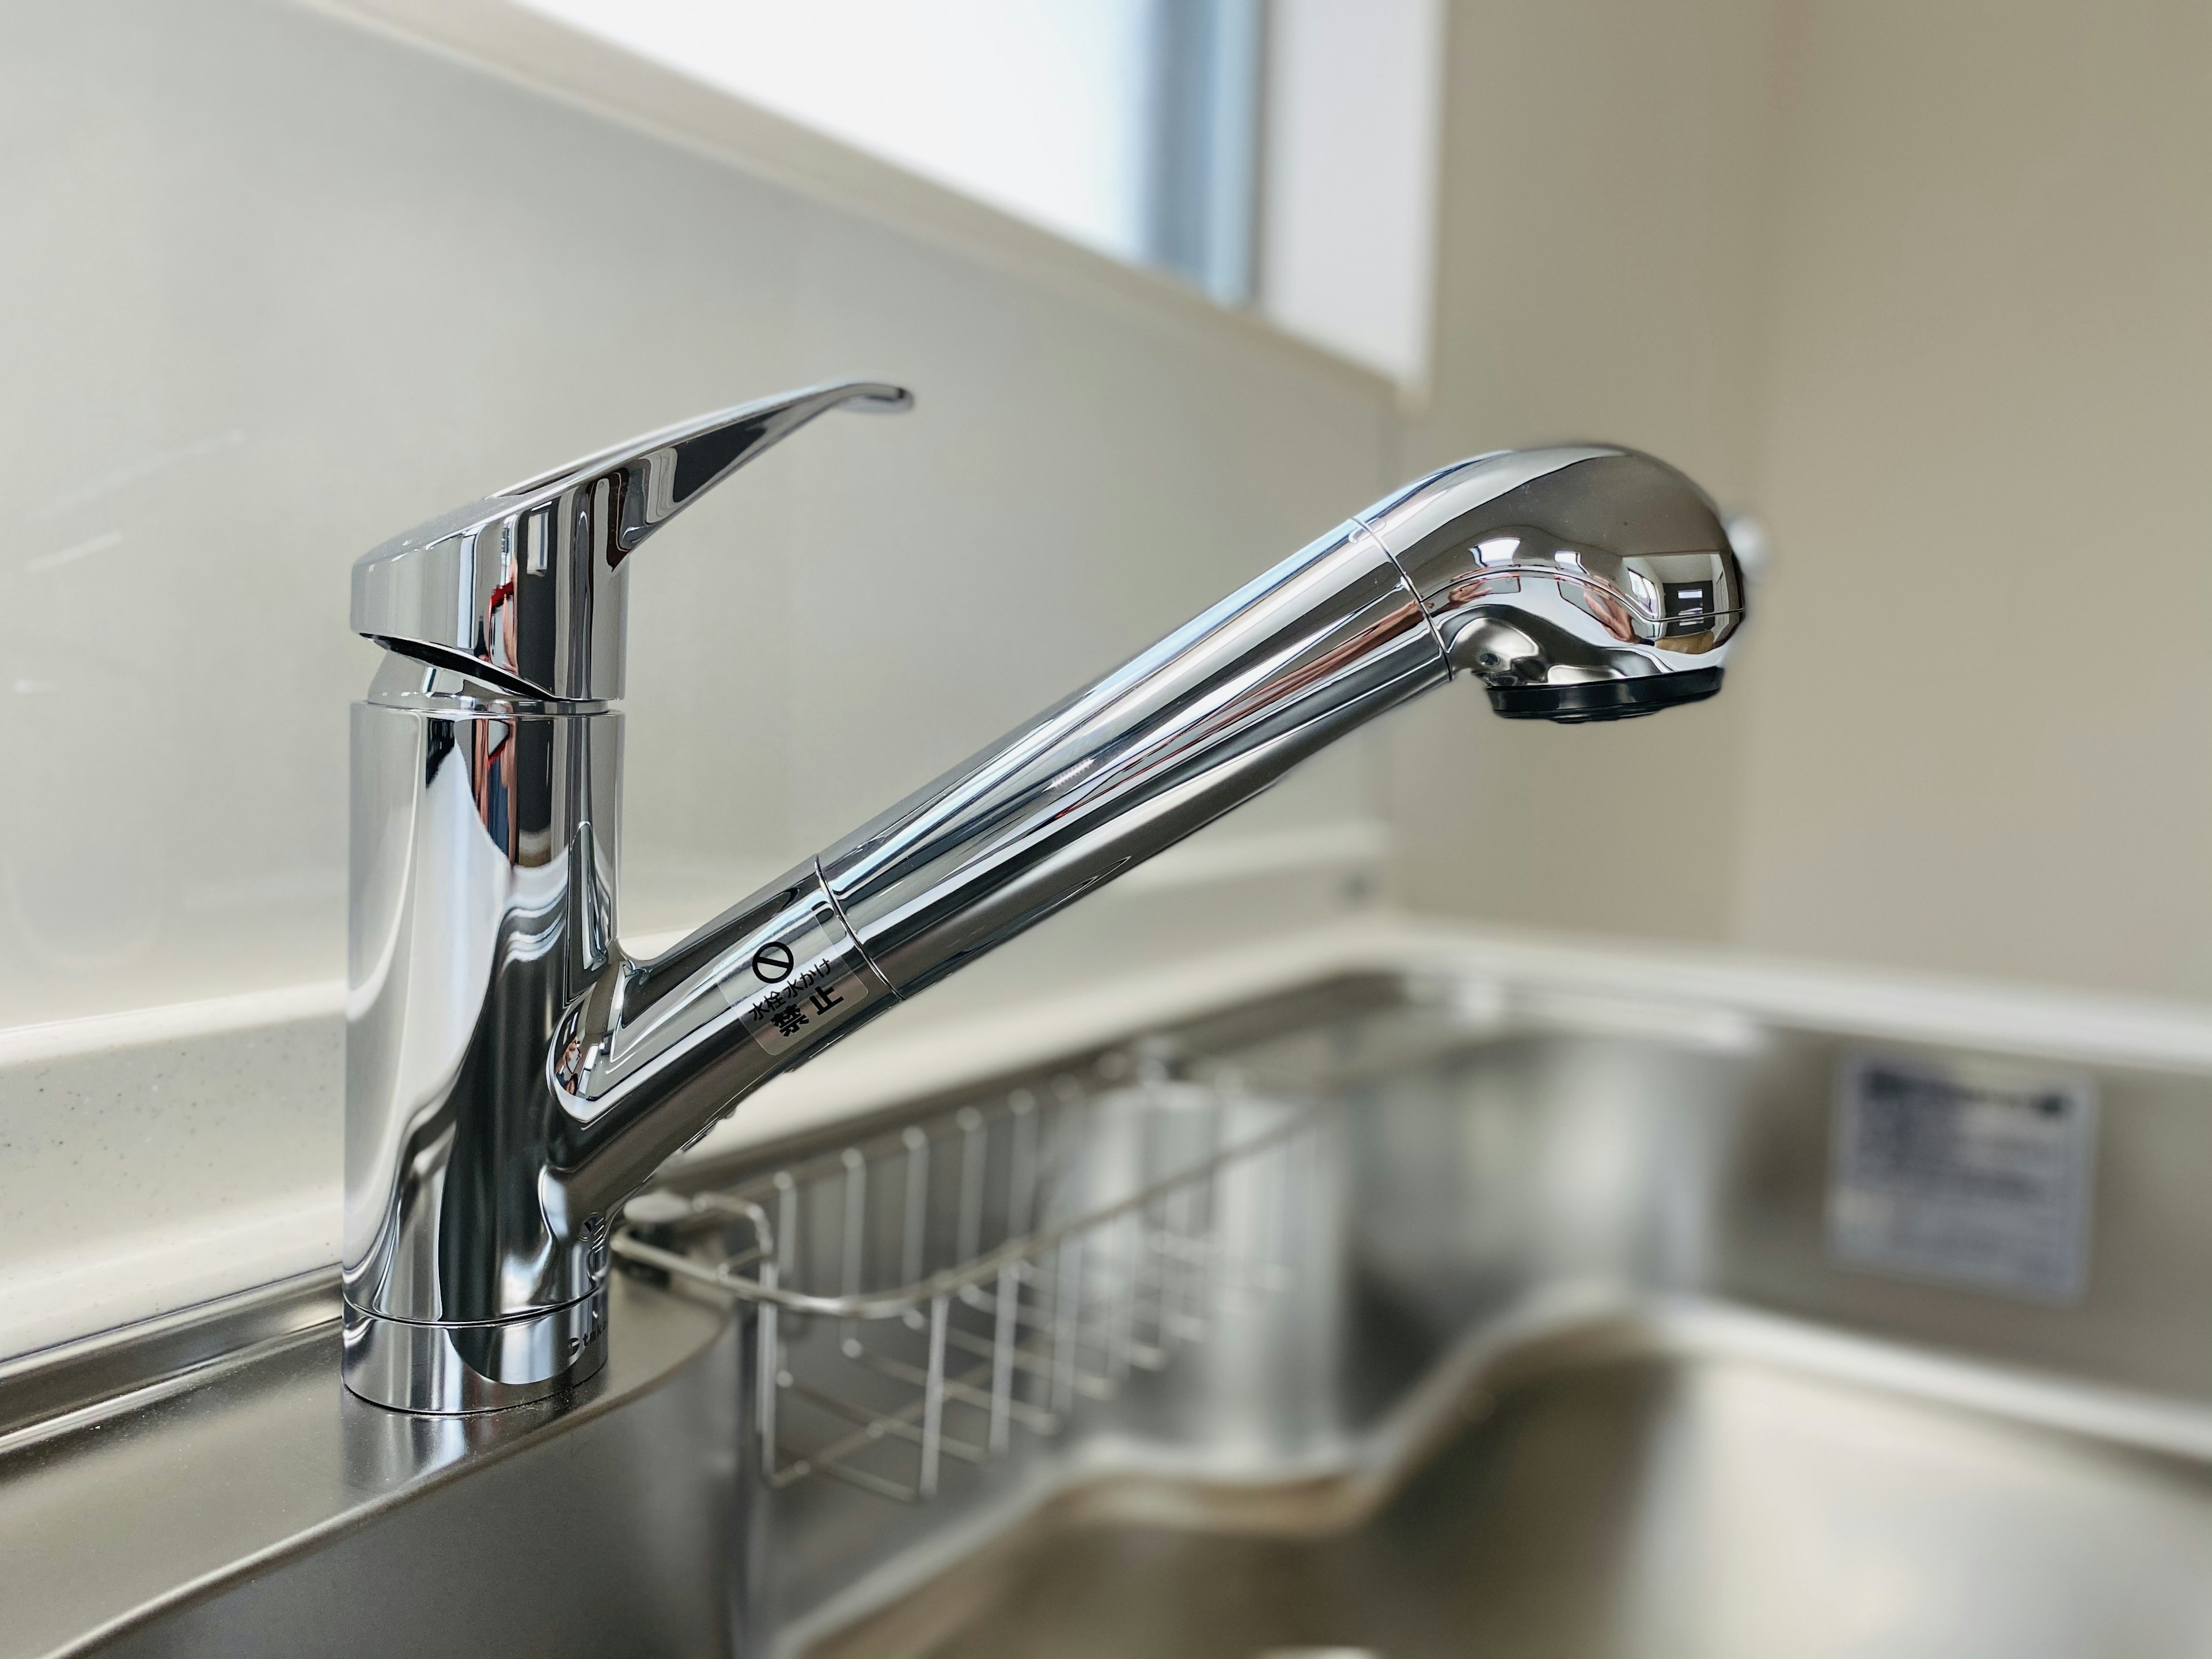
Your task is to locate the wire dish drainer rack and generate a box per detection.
[613,1066,1325,1505]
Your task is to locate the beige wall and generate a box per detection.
[1397,0,2212,1003]
[10,0,2209,1027]
[1736,0,2212,999]
[1382,0,1785,945]
[0,0,1397,1026]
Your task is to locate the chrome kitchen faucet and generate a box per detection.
[342,381,1746,1412]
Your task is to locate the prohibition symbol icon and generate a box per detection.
[751,941,796,983]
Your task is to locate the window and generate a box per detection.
[1263,0,1444,387]
[516,0,1441,386]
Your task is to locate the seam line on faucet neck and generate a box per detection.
[1353,517,1454,680]
[812,854,903,1005]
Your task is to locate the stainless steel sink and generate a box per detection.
[10,968,2212,1658]
[0,1272,744,1659]
[810,1308,2212,1658]
[695,973,2212,1658]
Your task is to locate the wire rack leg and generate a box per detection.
[759,1298,780,1471]
[1051,1236,1081,1419]
[988,1264,1017,1453]
[839,1149,866,1357]
[919,1292,949,1498]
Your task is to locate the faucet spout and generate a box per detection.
[342,394,1745,1414]
[540,507,1442,1220]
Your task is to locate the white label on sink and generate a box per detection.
[1828,1050,2096,1302]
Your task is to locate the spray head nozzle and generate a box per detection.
[1357,447,1744,724]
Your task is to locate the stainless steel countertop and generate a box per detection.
[0,1273,736,1659]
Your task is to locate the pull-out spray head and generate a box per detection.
[1357,446,1744,722]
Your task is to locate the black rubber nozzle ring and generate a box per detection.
[1486,667,1724,724]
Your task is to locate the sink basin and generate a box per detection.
[698,973,2212,1658]
[817,1310,2212,1658]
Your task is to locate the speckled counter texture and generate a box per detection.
[0,1013,341,1358]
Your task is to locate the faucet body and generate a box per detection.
[342,384,1744,1412]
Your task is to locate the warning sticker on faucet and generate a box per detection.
[1828,1051,2096,1302]
[721,914,877,1057]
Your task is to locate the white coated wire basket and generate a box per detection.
[613,1063,1327,1505]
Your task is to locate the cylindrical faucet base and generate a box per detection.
[341,1291,609,1414]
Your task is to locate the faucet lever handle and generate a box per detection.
[351,379,913,702]
[493,380,913,554]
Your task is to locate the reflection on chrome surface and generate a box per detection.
[342,382,1745,1412]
